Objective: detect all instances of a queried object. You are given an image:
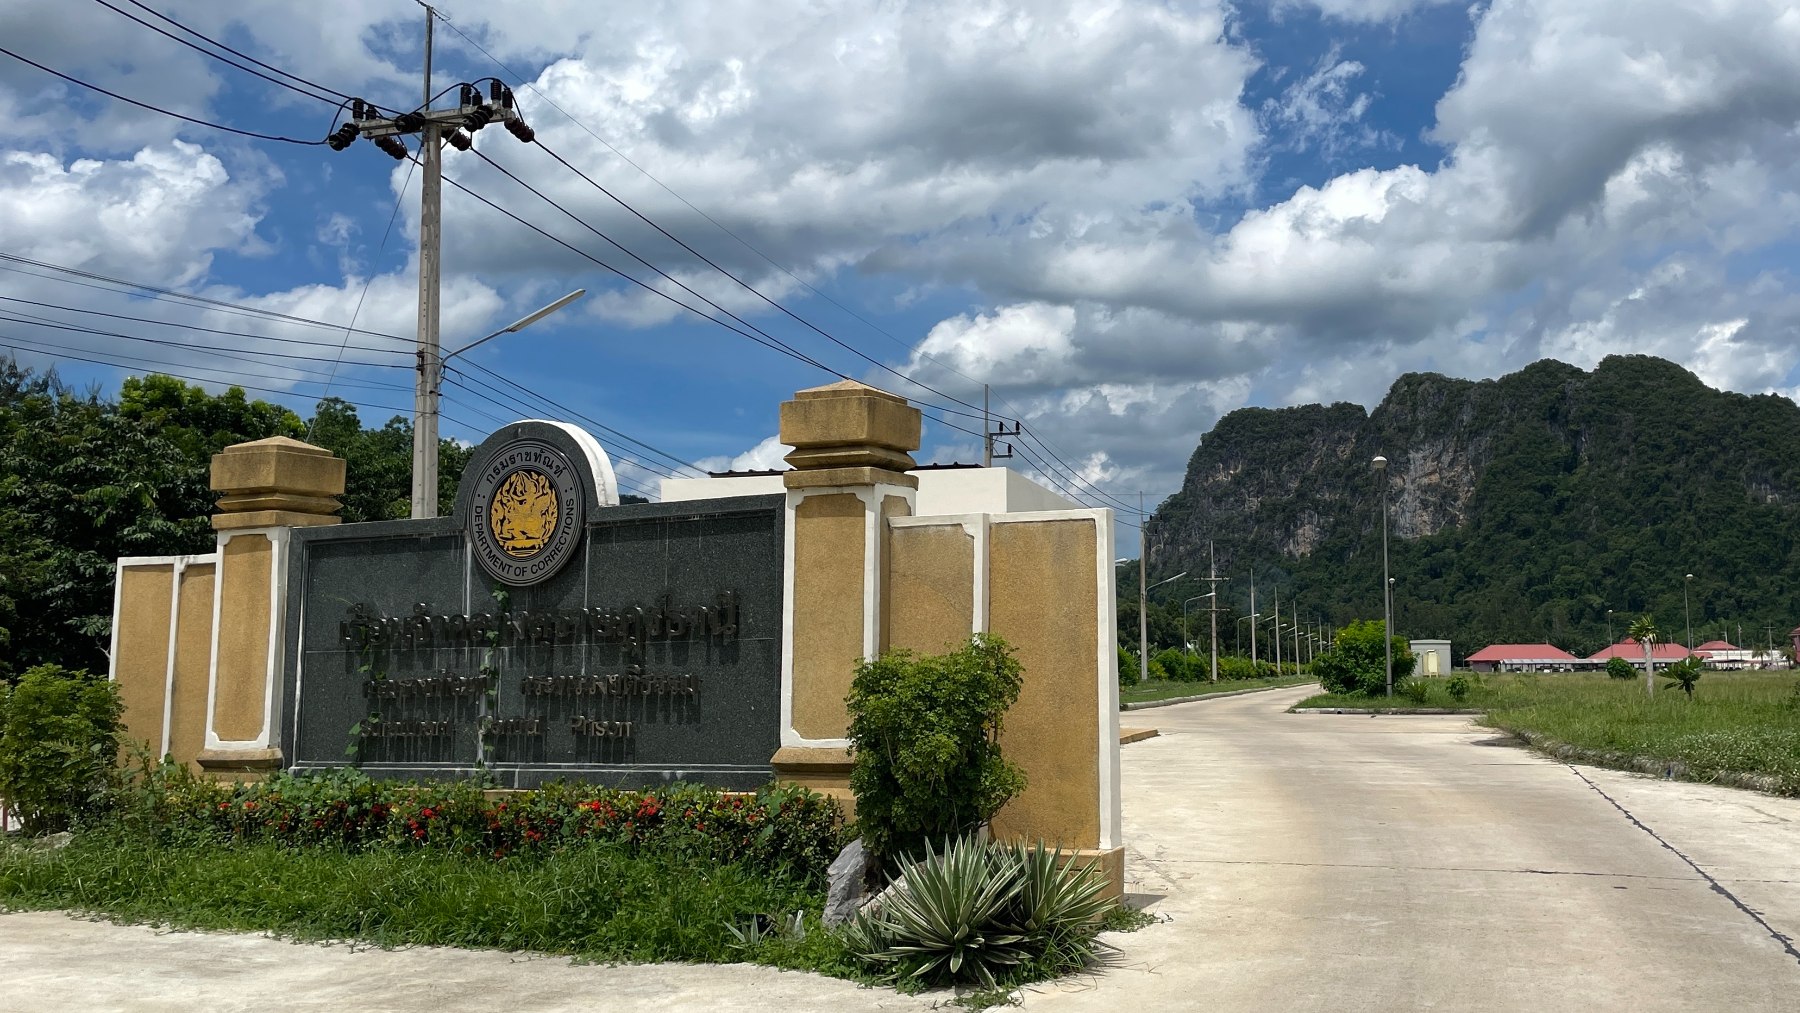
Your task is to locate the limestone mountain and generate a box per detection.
[1144,355,1800,660]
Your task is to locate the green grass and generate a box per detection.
[1293,675,1501,710]
[0,831,854,970]
[1295,672,1800,796]
[1121,675,1311,705]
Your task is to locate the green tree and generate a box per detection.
[305,398,471,522]
[1604,656,1637,680]
[1627,615,1660,697]
[0,664,123,834]
[1312,619,1415,697]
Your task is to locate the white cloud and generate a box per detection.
[692,434,790,474]
[0,142,269,285]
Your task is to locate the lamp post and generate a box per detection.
[1683,573,1694,652]
[414,288,587,517]
[1236,614,1258,656]
[1607,608,1614,646]
[1183,592,1215,659]
[1121,560,1187,683]
[1373,454,1392,697]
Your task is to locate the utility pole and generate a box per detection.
[326,5,537,518]
[1201,541,1228,682]
[1272,585,1282,674]
[983,384,1016,467]
[412,4,442,520]
[1248,572,1257,664]
[1138,492,1147,685]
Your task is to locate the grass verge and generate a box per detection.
[0,831,855,972]
[1121,676,1310,705]
[1294,672,1800,796]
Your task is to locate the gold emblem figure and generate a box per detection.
[489,469,559,557]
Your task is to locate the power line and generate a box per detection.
[115,0,360,104]
[442,155,986,442]
[0,254,412,342]
[88,0,348,109]
[526,140,989,422]
[0,45,327,144]
[0,334,445,422]
[0,295,410,359]
[315,154,419,414]
[0,311,406,379]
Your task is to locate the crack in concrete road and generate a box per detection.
[1567,763,1800,967]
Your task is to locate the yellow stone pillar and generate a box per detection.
[771,381,921,811]
[199,437,345,778]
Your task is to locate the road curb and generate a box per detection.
[1289,707,1485,715]
[1498,726,1794,796]
[1121,682,1316,711]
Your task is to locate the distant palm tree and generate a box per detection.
[1627,615,1660,698]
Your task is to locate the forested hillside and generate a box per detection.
[1143,355,1800,661]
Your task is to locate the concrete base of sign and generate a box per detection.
[1057,845,1126,901]
[769,745,855,817]
[196,747,284,782]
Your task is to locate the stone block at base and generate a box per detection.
[1054,846,1126,902]
[771,745,856,819]
[195,747,283,782]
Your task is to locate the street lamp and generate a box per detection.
[413,288,587,518]
[1373,454,1392,697]
[1683,573,1694,652]
[1120,559,1187,684]
[1183,593,1215,659]
[1607,608,1614,646]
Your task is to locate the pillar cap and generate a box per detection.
[211,436,345,527]
[779,380,921,477]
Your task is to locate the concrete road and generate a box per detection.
[1019,684,1800,1011]
[4,684,1797,1011]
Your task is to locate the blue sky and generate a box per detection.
[4,0,1800,540]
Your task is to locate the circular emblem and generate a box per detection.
[467,439,585,586]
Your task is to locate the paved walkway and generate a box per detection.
[4,685,1798,1011]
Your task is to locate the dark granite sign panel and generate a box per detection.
[279,421,786,789]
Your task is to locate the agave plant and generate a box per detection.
[845,836,1119,989]
[851,836,1030,987]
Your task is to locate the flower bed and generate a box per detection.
[117,765,845,886]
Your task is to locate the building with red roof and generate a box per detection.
[1588,641,1695,664]
[1465,644,1586,673]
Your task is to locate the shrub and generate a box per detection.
[1216,656,1258,680]
[844,836,1114,989]
[846,635,1027,864]
[1445,675,1471,702]
[1398,678,1429,705]
[1605,657,1638,681]
[1117,647,1139,689]
[0,665,123,835]
[106,766,846,885]
[1664,656,1703,700]
[1312,620,1415,696]
[1153,648,1197,682]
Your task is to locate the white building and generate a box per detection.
[661,464,1080,515]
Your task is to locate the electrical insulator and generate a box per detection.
[446,129,472,151]
[394,111,426,134]
[462,104,495,132]
[500,85,515,110]
[326,122,360,151]
[459,84,477,108]
[374,135,408,160]
[351,98,366,120]
[505,118,535,143]
[490,80,505,102]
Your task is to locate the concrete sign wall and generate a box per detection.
[277,422,786,789]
